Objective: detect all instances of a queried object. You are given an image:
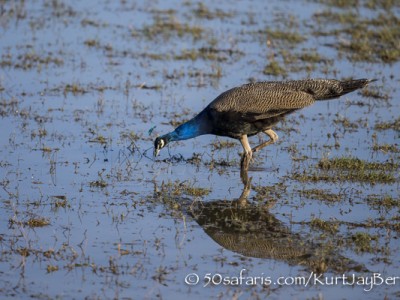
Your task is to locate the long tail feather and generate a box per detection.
[316,78,377,101]
[340,78,377,95]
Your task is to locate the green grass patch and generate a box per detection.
[367,194,399,210]
[292,156,398,184]
[372,144,399,153]
[313,9,400,62]
[349,232,377,253]
[318,157,398,171]
[300,188,342,202]
[263,60,287,77]
[142,15,203,40]
[192,3,234,19]
[374,117,400,131]
[310,218,339,234]
[161,181,211,197]
[264,28,306,44]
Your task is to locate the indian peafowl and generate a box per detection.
[154,78,376,162]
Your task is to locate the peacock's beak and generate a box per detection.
[154,147,160,157]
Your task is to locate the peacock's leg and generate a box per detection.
[239,135,252,158]
[239,135,252,170]
[251,129,278,153]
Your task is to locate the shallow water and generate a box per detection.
[0,0,399,299]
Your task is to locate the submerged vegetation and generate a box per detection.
[374,117,400,131]
[0,0,398,299]
[300,188,342,202]
[317,156,399,171]
[350,232,377,253]
[142,15,204,40]
[310,218,339,233]
[161,180,211,197]
[291,156,398,184]
[312,9,400,62]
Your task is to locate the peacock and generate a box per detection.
[154,78,376,163]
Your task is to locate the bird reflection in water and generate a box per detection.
[187,161,366,274]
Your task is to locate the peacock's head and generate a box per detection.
[154,136,168,157]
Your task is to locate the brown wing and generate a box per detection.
[208,83,316,116]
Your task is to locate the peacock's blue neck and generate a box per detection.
[163,112,210,142]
